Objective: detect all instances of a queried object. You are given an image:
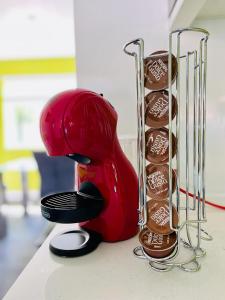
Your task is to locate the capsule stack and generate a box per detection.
[139,50,179,258]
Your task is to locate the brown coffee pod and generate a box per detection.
[145,127,177,164]
[147,199,178,235]
[144,50,177,91]
[146,164,176,199]
[145,90,177,128]
[139,227,177,258]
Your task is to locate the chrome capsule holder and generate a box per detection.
[123,28,212,272]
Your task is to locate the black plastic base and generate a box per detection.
[49,229,102,257]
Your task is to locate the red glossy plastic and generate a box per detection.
[40,89,138,242]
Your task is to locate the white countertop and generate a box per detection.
[3,208,225,300]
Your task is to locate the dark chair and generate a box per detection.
[33,152,75,197]
[32,152,75,246]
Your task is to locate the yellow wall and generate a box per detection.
[0,57,76,75]
[0,57,76,190]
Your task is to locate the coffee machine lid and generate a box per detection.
[40,89,117,161]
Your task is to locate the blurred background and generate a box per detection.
[0,0,76,297]
[0,0,225,297]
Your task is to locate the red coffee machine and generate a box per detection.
[40,89,138,256]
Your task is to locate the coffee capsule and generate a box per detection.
[144,50,177,90]
[146,164,176,199]
[145,127,177,164]
[146,199,178,235]
[139,227,177,258]
[145,90,177,128]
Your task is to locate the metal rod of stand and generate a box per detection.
[123,39,147,228]
[193,50,198,211]
[202,38,208,220]
[197,39,203,248]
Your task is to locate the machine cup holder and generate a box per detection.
[41,191,104,223]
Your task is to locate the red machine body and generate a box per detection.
[40,89,138,242]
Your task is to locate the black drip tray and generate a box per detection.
[41,191,104,223]
[49,229,102,257]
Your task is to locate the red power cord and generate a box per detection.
[180,188,225,210]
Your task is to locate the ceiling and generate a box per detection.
[197,0,225,19]
[0,0,75,59]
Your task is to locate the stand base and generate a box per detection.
[49,229,102,257]
[133,244,202,272]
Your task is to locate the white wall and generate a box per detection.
[192,18,225,203]
[74,0,169,136]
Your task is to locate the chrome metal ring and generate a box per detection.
[180,259,201,272]
[149,261,174,272]
[194,247,206,258]
[133,246,146,259]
